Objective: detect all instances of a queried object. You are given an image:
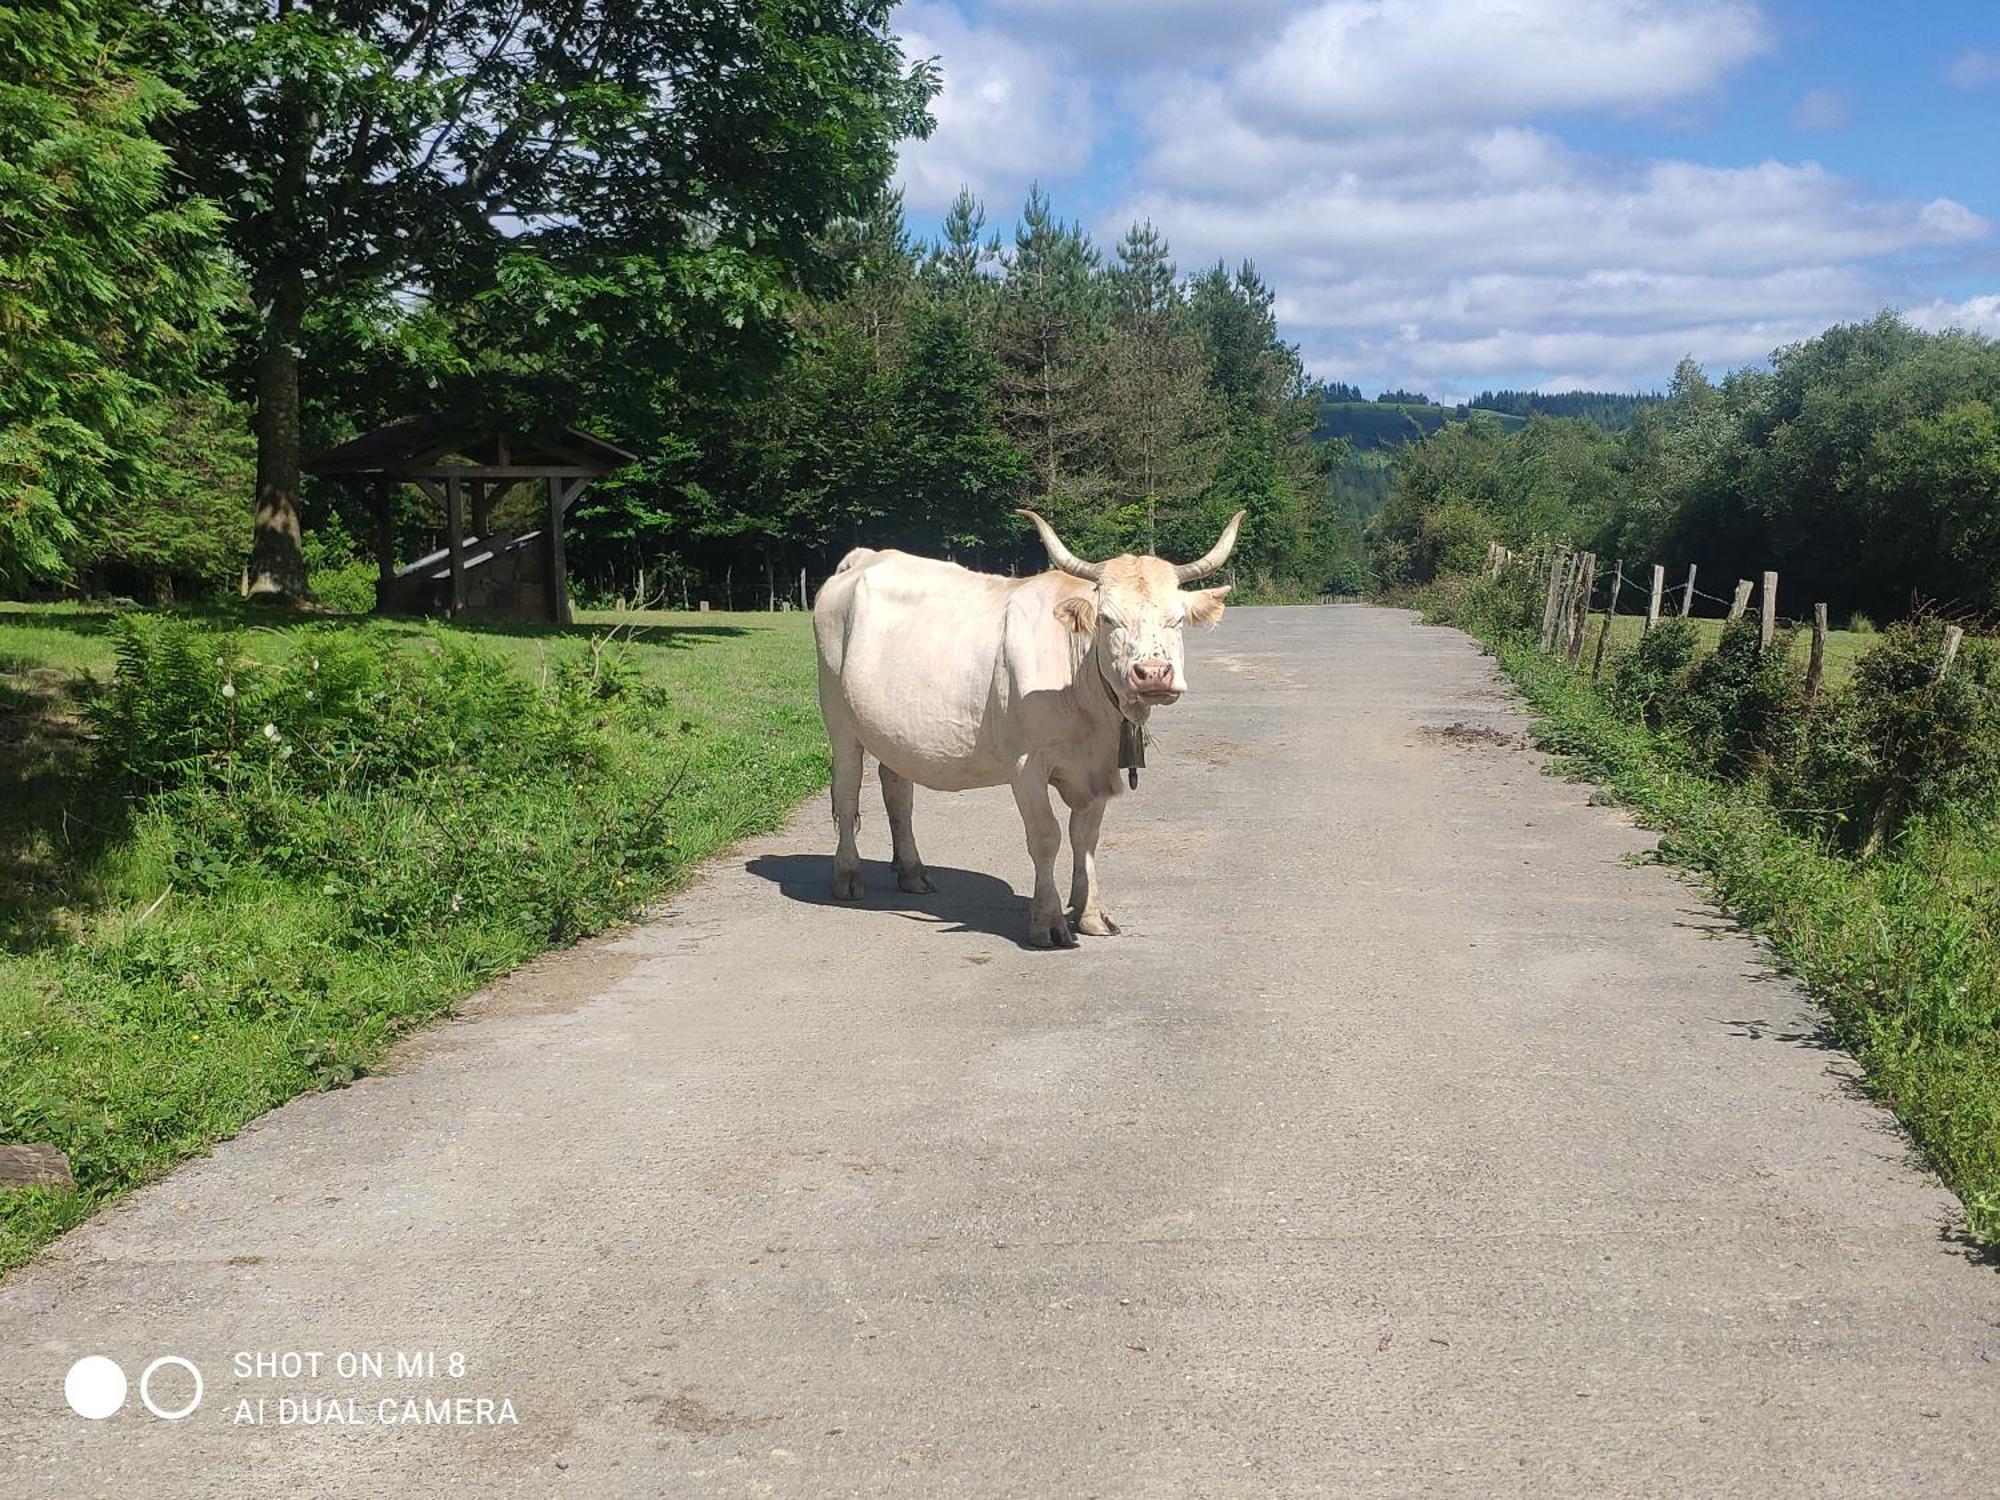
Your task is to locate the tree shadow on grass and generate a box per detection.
[744,853,1039,949]
[372,615,754,649]
[0,676,128,953]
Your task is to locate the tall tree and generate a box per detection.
[0,0,232,588]
[1098,222,1220,551]
[894,303,1026,556]
[922,186,1002,310]
[992,184,1105,508]
[145,0,935,601]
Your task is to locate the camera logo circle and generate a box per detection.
[140,1356,203,1420]
[64,1355,203,1420]
[64,1356,127,1420]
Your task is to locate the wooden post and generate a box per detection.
[1591,561,1622,679]
[545,478,574,626]
[1485,540,1499,578]
[1759,570,1778,652]
[1806,603,1828,700]
[798,567,807,609]
[1940,625,1965,679]
[470,479,491,541]
[1551,553,1574,652]
[1567,553,1596,662]
[1680,563,1697,617]
[1728,579,1752,621]
[372,480,395,585]
[1540,547,1570,652]
[444,474,465,616]
[1644,564,1665,633]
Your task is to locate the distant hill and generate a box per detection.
[1314,400,1525,452]
[1313,388,1659,452]
[1468,389,1659,430]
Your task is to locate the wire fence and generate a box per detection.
[1484,541,1970,692]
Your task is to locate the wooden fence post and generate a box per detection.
[1940,625,1965,679]
[1680,563,1697,617]
[1540,547,1570,652]
[1644,564,1665,633]
[1759,570,1778,652]
[1805,603,1828,700]
[1727,579,1753,621]
[1567,553,1596,662]
[1592,561,1622,679]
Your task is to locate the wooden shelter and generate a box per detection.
[305,416,634,624]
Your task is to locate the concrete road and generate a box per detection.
[5,605,1996,1498]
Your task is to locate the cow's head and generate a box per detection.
[1017,508,1243,710]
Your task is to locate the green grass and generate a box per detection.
[1584,610,1872,690]
[0,602,824,1270]
[1469,630,2000,1249]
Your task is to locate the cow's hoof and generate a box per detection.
[1030,914,1077,949]
[896,867,936,895]
[832,866,865,900]
[1073,909,1120,937]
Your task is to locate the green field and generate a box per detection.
[1581,611,1873,690]
[0,602,823,1269]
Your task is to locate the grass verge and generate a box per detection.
[1482,633,1999,1249]
[0,606,824,1270]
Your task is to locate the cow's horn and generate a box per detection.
[1016,509,1104,582]
[1175,510,1246,584]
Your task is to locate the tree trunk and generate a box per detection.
[247,277,307,603]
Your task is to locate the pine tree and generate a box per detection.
[1098,223,1222,552]
[991,185,1107,511]
[895,304,1026,556]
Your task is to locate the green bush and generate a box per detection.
[1607,616,1697,727]
[311,560,378,614]
[1668,619,1805,776]
[1414,567,1545,644]
[1787,621,2000,852]
[84,616,600,801]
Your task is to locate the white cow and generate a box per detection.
[812,509,1242,947]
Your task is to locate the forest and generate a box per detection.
[2,0,1345,611]
[1370,315,2000,623]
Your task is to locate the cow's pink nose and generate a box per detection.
[1132,658,1175,692]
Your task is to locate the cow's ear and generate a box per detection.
[1185,585,1231,627]
[1053,595,1098,634]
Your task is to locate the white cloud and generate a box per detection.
[1908,294,2000,338]
[1230,0,1770,135]
[1119,144,1985,281]
[892,3,1094,212]
[1947,49,2000,89]
[894,0,1998,391]
[985,0,1294,68]
[1789,88,1848,132]
[1113,119,1987,388]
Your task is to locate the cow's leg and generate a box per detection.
[879,764,934,894]
[1011,767,1074,949]
[1068,799,1118,936]
[829,735,865,900]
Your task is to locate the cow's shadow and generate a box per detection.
[744,854,1035,948]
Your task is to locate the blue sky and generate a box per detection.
[889,0,2000,398]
